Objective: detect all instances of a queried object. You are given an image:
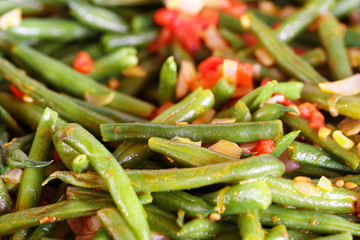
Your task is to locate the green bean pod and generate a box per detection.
[131,12,155,32]
[345,26,360,48]
[287,229,315,240]
[311,232,352,240]
[148,137,237,167]
[6,19,95,42]
[201,181,272,216]
[152,191,215,218]
[0,105,25,137]
[158,56,177,105]
[0,199,114,237]
[101,30,157,52]
[232,99,251,122]
[93,227,112,240]
[91,0,162,6]
[301,84,360,120]
[249,80,277,112]
[219,27,246,50]
[318,14,353,80]
[265,224,288,240]
[12,108,58,239]
[301,48,327,68]
[88,47,138,80]
[0,178,11,215]
[211,77,236,110]
[288,141,356,173]
[97,208,137,240]
[276,0,335,42]
[331,0,360,18]
[281,113,360,169]
[52,136,82,171]
[237,210,265,240]
[10,44,156,118]
[259,205,360,235]
[242,12,327,84]
[0,0,46,15]
[55,123,151,240]
[271,131,300,158]
[101,120,283,143]
[68,1,128,33]
[262,176,360,214]
[292,164,343,178]
[178,218,237,239]
[44,154,285,192]
[253,104,297,122]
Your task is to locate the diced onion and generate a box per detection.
[279,152,300,173]
[210,118,236,124]
[316,176,333,191]
[332,130,355,150]
[203,26,229,53]
[3,168,23,184]
[279,6,297,18]
[171,136,202,146]
[151,232,171,240]
[254,48,275,67]
[293,181,321,196]
[165,0,204,15]
[0,8,22,30]
[328,96,340,117]
[192,109,216,124]
[208,139,242,158]
[86,216,102,232]
[121,65,147,78]
[222,59,238,83]
[176,60,195,99]
[258,1,279,16]
[84,91,115,106]
[344,182,358,190]
[338,118,360,136]
[318,74,360,96]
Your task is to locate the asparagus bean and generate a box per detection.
[68,1,128,33]
[43,154,285,192]
[158,56,177,105]
[100,120,283,143]
[318,14,353,80]
[237,210,264,240]
[201,181,272,216]
[6,19,95,42]
[259,205,360,235]
[97,208,137,240]
[281,113,360,169]
[54,123,151,240]
[10,44,156,118]
[0,199,114,237]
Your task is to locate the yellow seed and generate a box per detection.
[293,176,312,183]
[318,126,331,140]
[335,179,344,187]
[332,130,354,150]
[344,182,358,190]
[176,122,188,125]
[209,212,221,221]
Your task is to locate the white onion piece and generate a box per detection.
[0,8,22,30]
[84,91,115,106]
[203,26,229,52]
[165,0,204,15]
[3,168,22,184]
[176,60,195,99]
[151,232,171,240]
[86,215,102,232]
[338,117,360,136]
[318,73,360,96]
[279,152,300,173]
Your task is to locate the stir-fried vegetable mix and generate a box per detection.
[0,0,360,239]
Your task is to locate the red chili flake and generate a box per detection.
[9,84,24,99]
[72,51,94,74]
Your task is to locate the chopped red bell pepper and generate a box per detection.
[252,139,275,155]
[298,102,325,128]
[72,51,94,74]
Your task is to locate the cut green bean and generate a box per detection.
[211,77,236,110]
[237,210,264,240]
[0,105,25,137]
[311,232,352,240]
[265,224,288,240]
[158,56,177,105]
[253,104,297,122]
[232,99,251,122]
[271,131,300,158]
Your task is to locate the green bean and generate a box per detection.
[178,218,237,239]
[219,27,246,50]
[171,42,194,65]
[10,44,156,118]
[0,0,46,15]
[0,177,11,215]
[97,208,137,240]
[262,176,359,214]
[287,229,315,240]
[148,137,237,167]
[53,42,104,65]
[215,231,239,240]
[54,123,151,240]
[331,0,360,18]
[301,84,360,120]
[281,113,360,169]
[101,120,283,143]
[271,131,300,158]
[152,191,215,218]
[250,80,277,112]
[91,0,162,6]
[71,154,89,173]
[253,104,297,122]
[69,1,128,33]
[6,19,95,42]
[0,199,114,237]
[211,77,236,110]
[301,48,327,68]
[218,12,245,33]
[0,57,112,136]
[44,154,285,192]
[0,105,25,137]
[241,12,327,84]
[101,30,157,52]
[311,232,352,240]
[232,99,251,122]
[265,224,288,240]
[288,141,356,173]
[113,88,214,168]
[344,26,360,48]
[276,0,335,42]
[94,228,112,240]
[66,186,111,200]
[318,14,353,80]
[52,135,81,170]
[131,12,155,32]
[158,56,177,105]
[237,210,264,240]
[143,204,185,240]
[12,108,58,239]
[259,204,360,235]
[88,47,138,80]
[292,164,344,178]
[201,181,272,216]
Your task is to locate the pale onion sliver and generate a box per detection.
[165,0,204,15]
[176,60,195,99]
[293,181,321,196]
[338,117,360,136]
[84,91,115,106]
[203,26,229,52]
[0,8,22,30]
[318,74,360,96]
